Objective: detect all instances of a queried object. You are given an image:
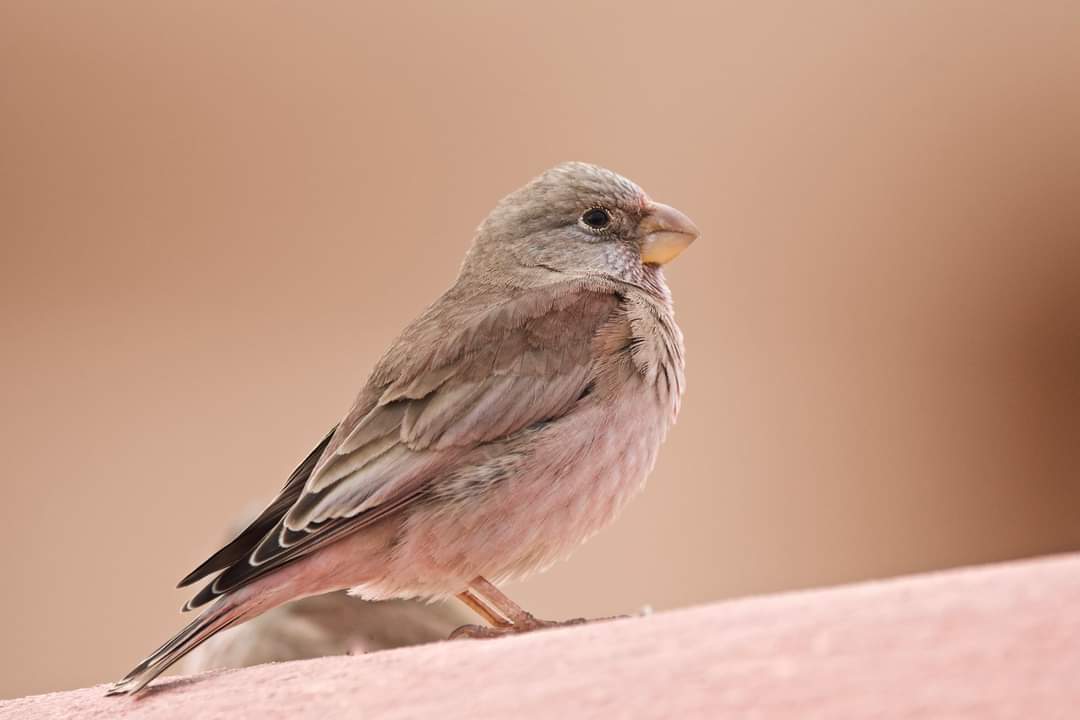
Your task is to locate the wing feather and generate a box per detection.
[176,427,336,589]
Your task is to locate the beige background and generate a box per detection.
[2,1,1079,700]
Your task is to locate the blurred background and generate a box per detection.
[2,0,1079,700]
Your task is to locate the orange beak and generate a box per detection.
[638,202,700,265]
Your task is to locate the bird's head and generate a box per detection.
[466,162,699,286]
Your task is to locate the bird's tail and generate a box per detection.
[107,598,249,696]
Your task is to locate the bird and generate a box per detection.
[109,161,698,695]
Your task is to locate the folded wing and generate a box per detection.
[183,279,623,609]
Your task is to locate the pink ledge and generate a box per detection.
[4,553,1080,719]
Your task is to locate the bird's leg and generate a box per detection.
[456,588,512,628]
[451,587,515,639]
[467,576,553,626]
[450,576,589,640]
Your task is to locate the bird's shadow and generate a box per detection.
[121,668,239,701]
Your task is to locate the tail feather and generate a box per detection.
[107,600,247,696]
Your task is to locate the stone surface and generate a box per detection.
[4,553,1079,719]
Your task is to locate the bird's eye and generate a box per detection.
[580,207,612,230]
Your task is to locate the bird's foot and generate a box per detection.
[449,613,627,640]
[451,576,641,640]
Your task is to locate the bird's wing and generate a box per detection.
[185,278,623,609]
[177,426,337,588]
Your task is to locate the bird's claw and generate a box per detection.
[449,623,506,640]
